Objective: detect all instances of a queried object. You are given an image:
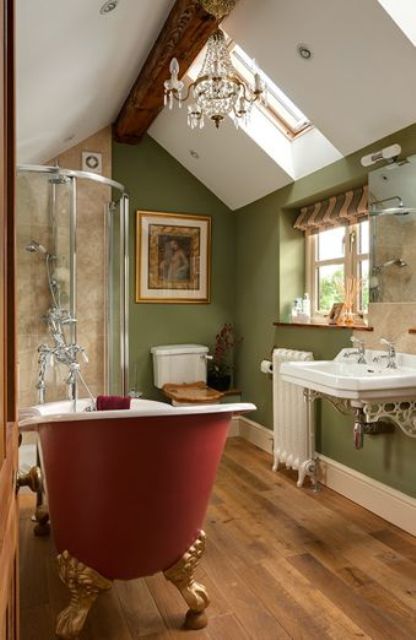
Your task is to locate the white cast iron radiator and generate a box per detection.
[272,348,315,488]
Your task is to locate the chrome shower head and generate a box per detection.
[372,205,416,216]
[390,258,407,268]
[373,258,408,273]
[25,240,48,254]
[48,175,70,185]
[370,195,416,216]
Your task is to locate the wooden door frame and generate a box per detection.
[1,0,18,638]
[4,0,15,424]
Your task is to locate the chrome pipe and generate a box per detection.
[353,407,394,448]
[353,420,364,449]
[123,194,130,396]
[119,198,124,395]
[106,202,115,393]
[69,177,77,411]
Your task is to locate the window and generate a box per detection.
[307,221,369,316]
[228,41,312,139]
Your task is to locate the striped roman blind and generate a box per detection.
[294,184,368,234]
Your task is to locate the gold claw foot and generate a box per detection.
[56,550,112,639]
[164,531,210,630]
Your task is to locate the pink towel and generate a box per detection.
[96,395,131,411]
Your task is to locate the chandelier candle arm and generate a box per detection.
[163,27,266,130]
[163,58,185,109]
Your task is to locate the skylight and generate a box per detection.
[186,37,342,182]
[229,42,311,139]
[377,0,416,47]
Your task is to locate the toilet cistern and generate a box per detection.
[151,344,223,404]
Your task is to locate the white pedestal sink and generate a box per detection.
[280,348,416,401]
[280,348,416,447]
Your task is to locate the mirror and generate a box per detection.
[369,160,416,303]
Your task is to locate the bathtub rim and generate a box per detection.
[18,399,256,430]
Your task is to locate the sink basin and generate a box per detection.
[280,349,416,401]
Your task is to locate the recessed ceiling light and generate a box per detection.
[190,150,200,159]
[100,0,119,15]
[297,44,312,60]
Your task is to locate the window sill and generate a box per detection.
[274,321,374,332]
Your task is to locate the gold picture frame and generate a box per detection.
[136,211,211,303]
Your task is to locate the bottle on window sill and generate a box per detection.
[302,293,311,320]
[291,298,303,322]
[343,303,354,325]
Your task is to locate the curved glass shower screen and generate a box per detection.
[16,164,129,406]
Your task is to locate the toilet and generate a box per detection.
[151,344,224,405]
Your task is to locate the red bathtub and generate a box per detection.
[19,398,255,639]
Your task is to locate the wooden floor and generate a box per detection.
[20,438,416,639]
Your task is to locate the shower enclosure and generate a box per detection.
[16,164,129,407]
[369,161,416,303]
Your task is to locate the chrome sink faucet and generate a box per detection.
[343,337,367,364]
[379,338,397,369]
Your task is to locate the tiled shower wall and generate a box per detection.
[17,173,55,407]
[371,214,416,303]
[354,302,416,354]
[17,127,112,407]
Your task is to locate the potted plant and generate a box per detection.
[207,323,242,391]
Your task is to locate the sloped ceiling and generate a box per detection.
[149,105,293,211]
[16,0,175,164]
[223,0,416,157]
[17,0,416,210]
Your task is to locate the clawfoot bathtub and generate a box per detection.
[19,398,255,638]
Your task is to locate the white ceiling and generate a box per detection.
[223,0,416,157]
[150,106,293,211]
[16,0,174,163]
[17,0,416,210]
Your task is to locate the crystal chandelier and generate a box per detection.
[163,1,266,130]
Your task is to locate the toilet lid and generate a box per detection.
[162,382,224,404]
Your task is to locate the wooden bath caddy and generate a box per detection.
[162,382,225,404]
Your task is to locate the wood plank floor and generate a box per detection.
[19,438,416,639]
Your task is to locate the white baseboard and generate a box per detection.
[228,416,273,453]
[231,417,416,537]
[319,454,416,536]
[229,416,241,438]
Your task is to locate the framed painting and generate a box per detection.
[136,211,211,303]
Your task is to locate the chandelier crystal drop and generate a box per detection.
[163,28,267,131]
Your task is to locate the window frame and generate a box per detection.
[306,221,369,318]
[227,40,312,140]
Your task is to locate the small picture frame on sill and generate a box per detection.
[328,302,345,325]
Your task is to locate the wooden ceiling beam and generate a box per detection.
[113,0,225,144]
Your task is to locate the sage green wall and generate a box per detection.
[113,135,235,400]
[235,123,416,498]
[112,127,416,498]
